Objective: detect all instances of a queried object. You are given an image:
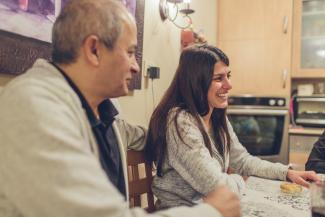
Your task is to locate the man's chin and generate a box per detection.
[107,88,129,98]
[121,86,129,96]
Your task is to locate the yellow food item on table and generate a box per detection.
[280,182,302,194]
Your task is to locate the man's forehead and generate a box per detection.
[122,22,137,43]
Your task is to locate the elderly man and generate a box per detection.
[0,1,240,217]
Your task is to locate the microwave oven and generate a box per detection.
[294,96,325,127]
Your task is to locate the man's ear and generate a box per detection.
[83,35,100,66]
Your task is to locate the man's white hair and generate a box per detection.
[52,0,135,64]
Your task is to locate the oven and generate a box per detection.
[227,96,289,164]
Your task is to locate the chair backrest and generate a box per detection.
[127,149,155,213]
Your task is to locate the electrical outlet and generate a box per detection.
[147,66,160,79]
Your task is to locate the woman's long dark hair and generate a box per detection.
[144,44,231,176]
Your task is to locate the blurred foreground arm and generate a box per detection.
[204,186,241,217]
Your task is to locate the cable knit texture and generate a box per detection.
[152,108,289,209]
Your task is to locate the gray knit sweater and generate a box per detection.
[152,109,289,209]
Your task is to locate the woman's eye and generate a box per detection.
[213,77,222,81]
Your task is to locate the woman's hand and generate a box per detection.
[286,170,320,187]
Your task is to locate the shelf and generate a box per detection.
[297,97,325,102]
[292,71,325,78]
[301,35,325,40]
[302,10,325,17]
[289,127,324,136]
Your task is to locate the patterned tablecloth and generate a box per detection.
[241,176,311,217]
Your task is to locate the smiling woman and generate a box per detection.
[143,44,320,210]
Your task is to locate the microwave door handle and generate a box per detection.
[227,109,288,116]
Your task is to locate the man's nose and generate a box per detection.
[131,59,140,74]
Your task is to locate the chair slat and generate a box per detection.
[127,150,155,213]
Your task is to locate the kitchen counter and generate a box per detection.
[242,176,310,217]
[289,126,324,136]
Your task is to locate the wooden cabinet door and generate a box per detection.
[217,0,293,96]
[217,0,265,41]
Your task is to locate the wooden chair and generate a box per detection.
[127,149,155,213]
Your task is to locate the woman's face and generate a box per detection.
[207,61,232,110]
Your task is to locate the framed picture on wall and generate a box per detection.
[122,0,144,89]
[0,0,144,89]
[0,0,68,42]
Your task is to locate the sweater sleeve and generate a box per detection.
[115,118,147,151]
[227,118,289,180]
[166,110,245,195]
[305,131,325,173]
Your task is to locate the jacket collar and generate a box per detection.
[50,62,118,127]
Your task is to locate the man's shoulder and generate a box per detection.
[1,59,74,102]
[0,60,84,124]
[19,59,68,91]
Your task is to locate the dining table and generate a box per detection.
[241,176,315,217]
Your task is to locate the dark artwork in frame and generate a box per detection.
[0,0,144,89]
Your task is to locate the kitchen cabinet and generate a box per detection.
[292,0,325,78]
[217,0,293,96]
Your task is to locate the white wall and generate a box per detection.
[119,0,217,126]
